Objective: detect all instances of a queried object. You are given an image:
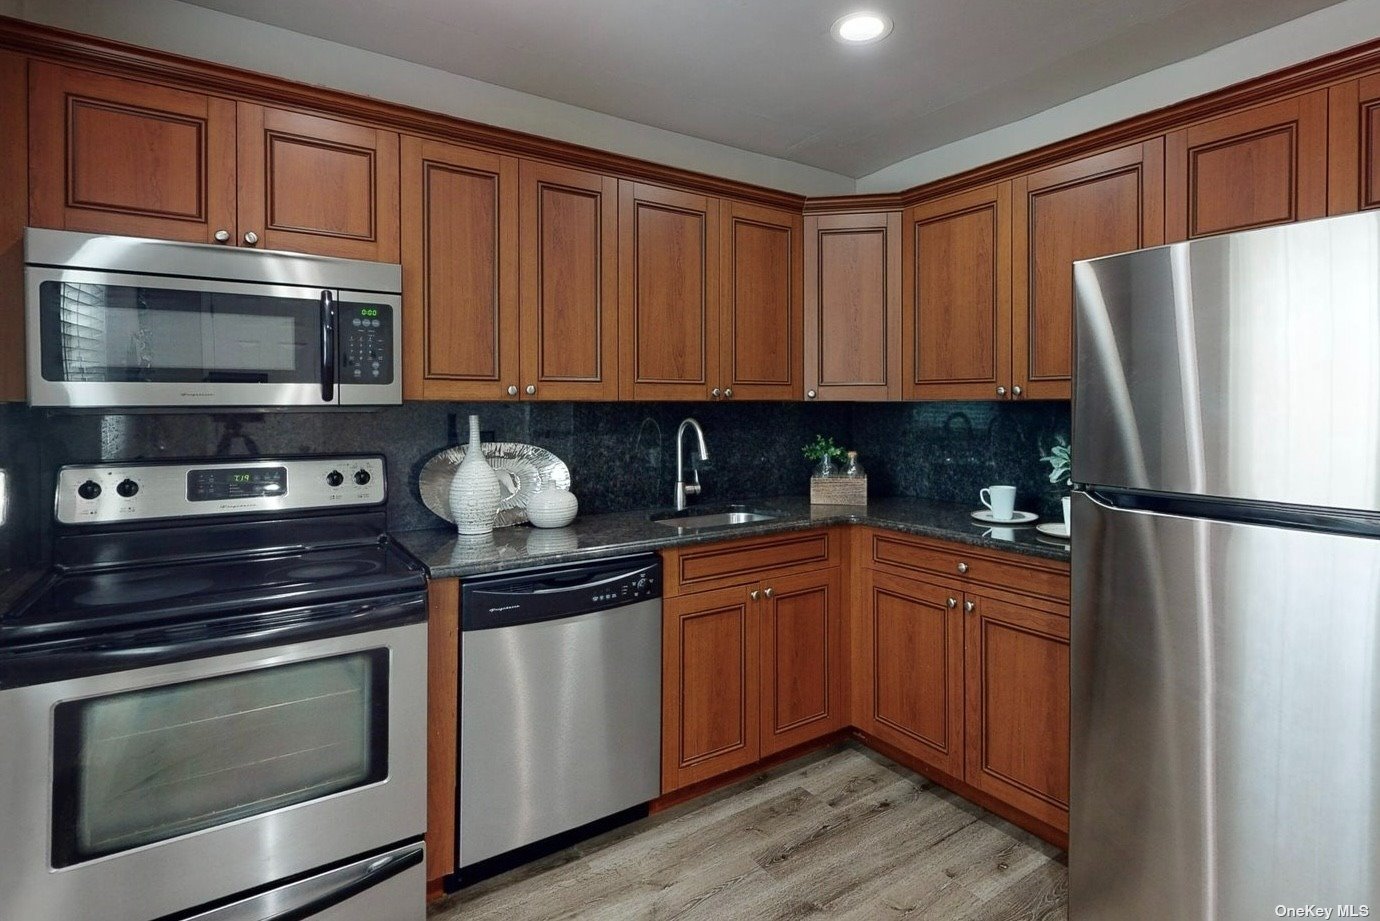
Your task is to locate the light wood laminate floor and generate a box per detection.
[429,742,1067,920]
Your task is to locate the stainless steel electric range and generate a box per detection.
[0,455,427,921]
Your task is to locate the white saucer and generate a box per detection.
[1036,522,1070,539]
[971,509,1038,525]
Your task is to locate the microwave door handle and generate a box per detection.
[320,290,336,403]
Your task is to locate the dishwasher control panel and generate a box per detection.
[461,555,662,631]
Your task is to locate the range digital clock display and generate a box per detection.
[187,467,288,501]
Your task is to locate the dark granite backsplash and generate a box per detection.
[0,398,1068,572]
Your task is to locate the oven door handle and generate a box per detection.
[320,289,337,403]
[178,840,424,921]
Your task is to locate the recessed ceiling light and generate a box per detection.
[831,11,893,44]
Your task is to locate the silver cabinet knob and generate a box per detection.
[1012,385,1023,397]
[724,387,733,399]
[763,587,774,598]
[243,231,259,246]
[525,384,536,396]
[964,600,976,613]
[506,385,518,396]
[749,590,760,601]
[957,562,969,574]
[213,229,231,244]
[806,389,817,399]
[996,386,1007,397]
[947,597,958,609]
[710,388,722,399]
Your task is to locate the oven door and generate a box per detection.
[26,267,339,409]
[0,619,425,921]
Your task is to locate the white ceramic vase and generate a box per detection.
[449,415,501,536]
[527,486,578,528]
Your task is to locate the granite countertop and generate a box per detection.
[391,496,1070,580]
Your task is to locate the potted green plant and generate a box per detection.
[1040,435,1073,531]
[802,434,846,478]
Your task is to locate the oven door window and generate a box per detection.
[38,280,325,384]
[50,651,388,867]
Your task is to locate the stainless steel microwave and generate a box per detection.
[24,228,403,409]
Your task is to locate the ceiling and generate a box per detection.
[179,0,1344,178]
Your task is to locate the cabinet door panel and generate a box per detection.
[804,212,901,400]
[2,51,25,402]
[720,201,802,400]
[520,161,618,400]
[1327,73,1380,215]
[965,594,1069,831]
[903,184,1010,400]
[1167,91,1327,241]
[860,570,965,778]
[1013,141,1164,399]
[29,62,236,243]
[662,586,760,792]
[760,567,844,755]
[619,182,719,400]
[401,137,518,400]
[238,105,400,260]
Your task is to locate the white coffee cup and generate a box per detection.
[1062,496,1072,534]
[980,485,1017,521]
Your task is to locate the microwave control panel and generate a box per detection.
[340,303,394,384]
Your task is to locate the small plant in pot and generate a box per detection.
[802,435,846,478]
[1040,435,1073,529]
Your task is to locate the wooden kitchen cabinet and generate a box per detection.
[858,569,965,778]
[401,137,519,401]
[237,105,400,260]
[1327,72,1380,215]
[719,201,803,400]
[803,211,902,401]
[963,592,1070,831]
[1166,90,1328,241]
[519,160,619,400]
[1012,141,1165,399]
[759,566,846,755]
[619,182,721,400]
[2,50,27,403]
[29,61,237,244]
[902,184,1011,401]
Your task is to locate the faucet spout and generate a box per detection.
[674,418,710,511]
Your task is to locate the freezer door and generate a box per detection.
[1070,492,1380,920]
[1073,210,1380,512]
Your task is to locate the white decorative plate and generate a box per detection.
[971,509,1039,524]
[419,443,570,527]
[1035,522,1070,539]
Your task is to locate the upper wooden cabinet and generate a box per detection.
[520,161,619,400]
[29,61,236,244]
[2,50,26,403]
[1328,72,1380,215]
[236,105,399,261]
[1012,141,1164,400]
[619,182,721,400]
[804,211,902,401]
[1166,91,1328,241]
[401,137,519,401]
[902,184,1011,401]
[719,201,803,400]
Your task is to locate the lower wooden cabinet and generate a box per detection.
[661,549,845,792]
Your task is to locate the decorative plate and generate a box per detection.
[971,509,1039,524]
[1035,522,1070,539]
[419,443,570,528]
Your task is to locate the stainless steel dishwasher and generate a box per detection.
[458,554,662,879]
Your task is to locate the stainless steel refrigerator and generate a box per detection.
[1071,210,1380,920]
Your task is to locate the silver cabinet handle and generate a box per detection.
[749,590,760,601]
[947,597,958,608]
[996,386,1007,397]
[806,389,817,399]
[506,385,519,396]
[724,387,733,399]
[964,600,976,613]
[243,231,259,246]
[525,384,536,395]
[213,229,231,244]
[957,562,969,574]
[1012,385,1023,397]
[763,587,774,598]
[710,388,722,399]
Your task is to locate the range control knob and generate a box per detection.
[326,470,345,488]
[116,479,139,498]
[77,480,102,500]
[354,469,372,486]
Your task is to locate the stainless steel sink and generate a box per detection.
[651,504,782,530]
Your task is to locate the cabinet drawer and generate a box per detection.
[868,531,1068,604]
[663,529,838,596]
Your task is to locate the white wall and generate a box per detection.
[858,0,1380,193]
[0,0,857,197]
